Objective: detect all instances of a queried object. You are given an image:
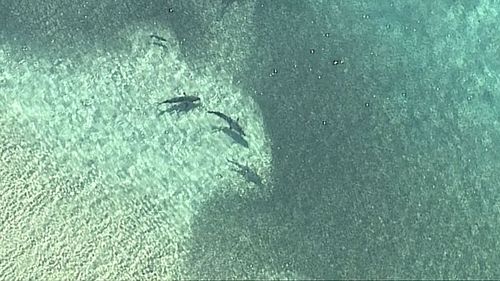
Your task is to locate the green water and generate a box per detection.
[2,0,500,279]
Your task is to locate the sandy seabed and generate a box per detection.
[0,24,275,279]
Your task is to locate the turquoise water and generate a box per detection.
[0,21,272,279]
[2,0,500,279]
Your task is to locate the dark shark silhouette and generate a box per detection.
[227,159,264,187]
[158,94,200,105]
[207,110,246,136]
[157,93,201,115]
[221,127,249,148]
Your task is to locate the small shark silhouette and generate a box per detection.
[150,34,169,50]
